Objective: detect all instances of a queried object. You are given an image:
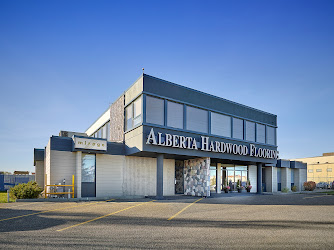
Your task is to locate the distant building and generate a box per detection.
[13,171,30,175]
[292,153,334,184]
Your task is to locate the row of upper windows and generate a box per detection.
[308,168,332,173]
[92,121,110,140]
[125,95,277,146]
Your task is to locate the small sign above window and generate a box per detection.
[73,136,107,151]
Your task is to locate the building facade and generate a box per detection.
[292,153,334,184]
[34,74,306,198]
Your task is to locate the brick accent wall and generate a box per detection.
[110,95,124,142]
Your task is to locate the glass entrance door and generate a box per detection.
[81,154,96,197]
[223,165,248,191]
[210,165,217,192]
[226,167,235,190]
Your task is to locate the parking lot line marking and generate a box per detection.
[303,195,328,199]
[167,197,203,221]
[57,200,156,232]
[0,199,115,222]
[0,202,52,209]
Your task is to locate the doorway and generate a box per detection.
[224,165,248,191]
[81,153,96,197]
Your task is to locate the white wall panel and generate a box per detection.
[249,165,257,193]
[123,156,175,196]
[163,159,175,196]
[281,168,291,191]
[125,76,143,105]
[50,150,76,188]
[96,154,124,197]
[272,167,278,192]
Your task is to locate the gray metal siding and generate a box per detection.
[143,74,277,126]
[141,126,277,165]
[50,136,124,155]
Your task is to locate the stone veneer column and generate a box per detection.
[217,163,222,194]
[184,158,210,197]
[76,151,82,198]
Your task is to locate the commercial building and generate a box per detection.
[292,153,334,184]
[34,74,306,198]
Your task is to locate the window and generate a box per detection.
[308,169,313,173]
[82,154,96,183]
[245,121,255,142]
[133,97,142,127]
[102,124,106,139]
[232,118,243,140]
[167,101,183,129]
[256,124,265,143]
[316,169,322,172]
[266,126,276,145]
[125,96,143,131]
[186,106,208,133]
[146,96,164,125]
[125,104,133,131]
[327,168,332,172]
[211,112,231,137]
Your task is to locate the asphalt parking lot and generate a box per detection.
[0,193,333,249]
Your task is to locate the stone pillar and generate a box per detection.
[76,151,82,198]
[257,163,262,194]
[156,154,164,199]
[217,163,222,194]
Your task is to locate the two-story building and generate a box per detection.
[34,74,306,198]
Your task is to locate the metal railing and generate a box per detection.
[44,175,74,198]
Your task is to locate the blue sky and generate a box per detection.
[0,0,333,173]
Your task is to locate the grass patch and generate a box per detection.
[320,191,334,195]
[0,191,15,203]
